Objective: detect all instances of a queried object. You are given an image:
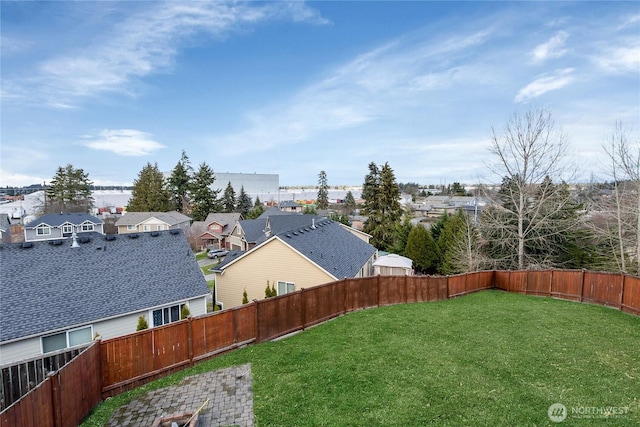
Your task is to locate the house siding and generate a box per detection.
[0,296,208,365]
[216,239,335,309]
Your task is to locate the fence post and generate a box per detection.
[580,270,585,302]
[619,274,625,311]
[301,288,307,330]
[254,300,260,344]
[49,373,62,427]
[187,317,193,366]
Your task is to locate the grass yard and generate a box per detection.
[82,290,640,426]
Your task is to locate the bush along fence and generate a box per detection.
[1,270,639,427]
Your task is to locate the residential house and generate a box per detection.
[190,213,242,250]
[115,211,191,235]
[23,213,104,242]
[278,200,302,213]
[0,229,210,365]
[373,254,414,276]
[229,212,313,251]
[212,216,377,309]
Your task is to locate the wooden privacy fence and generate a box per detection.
[0,342,101,427]
[0,346,88,412]
[1,270,639,426]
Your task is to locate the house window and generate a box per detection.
[277,281,295,295]
[157,225,165,231]
[62,224,73,234]
[143,225,151,232]
[36,226,51,236]
[152,304,186,327]
[127,225,136,231]
[41,326,93,354]
[81,223,94,232]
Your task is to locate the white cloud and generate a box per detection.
[7,1,328,107]
[83,129,165,156]
[514,68,575,103]
[0,169,46,187]
[531,30,569,63]
[592,41,640,74]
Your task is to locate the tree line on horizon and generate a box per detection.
[37,107,639,276]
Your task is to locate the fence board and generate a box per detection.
[302,282,344,328]
[256,293,303,343]
[378,276,406,306]
[622,275,640,316]
[345,277,379,310]
[526,270,552,296]
[58,343,102,427]
[493,271,510,291]
[448,275,467,297]
[550,270,583,301]
[0,368,54,427]
[583,271,623,308]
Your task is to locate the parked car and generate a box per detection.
[207,249,228,259]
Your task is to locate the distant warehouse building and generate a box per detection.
[212,172,279,201]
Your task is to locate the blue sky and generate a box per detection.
[1,1,638,188]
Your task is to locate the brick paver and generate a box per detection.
[106,364,253,427]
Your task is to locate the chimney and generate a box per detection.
[311,218,316,229]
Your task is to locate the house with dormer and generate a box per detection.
[23,213,104,242]
[193,213,242,250]
[0,229,210,365]
[212,216,377,309]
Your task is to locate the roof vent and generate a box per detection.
[293,232,298,236]
[22,242,33,249]
[150,231,160,237]
[129,233,139,239]
[105,235,116,241]
[50,240,64,246]
[170,229,180,235]
[286,234,291,238]
[79,236,91,244]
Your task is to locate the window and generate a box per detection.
[41,326,92,354]
[152,304,186,327]
[277,281,295,295]
[127,225,136,231]
[36,226,51,236]
[62,224,73,234]
[81,223,94,232]
[157,225,165,231]
[143,225,151,231]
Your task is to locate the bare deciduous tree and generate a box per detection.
[595,123,640,274]
[481,108,579,270]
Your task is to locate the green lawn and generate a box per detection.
[82,291,640,426]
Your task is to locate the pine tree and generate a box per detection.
[390,213,414,255]
[167,150,193,213]
[404,224,437,274]
[222,182,236,213]
[127,162,172,212]
[43,164,94,214]
[317,170,329,210]
[237,186,252,216]
[343,190,356,216]
[190,162,220,221]
[362,162,402,250]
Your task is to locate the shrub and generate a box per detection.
[242,289,249,304]
[180,305,191,320]
[136,315,149,331]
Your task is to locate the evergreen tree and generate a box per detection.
[317,170,329,210]
[190,162,220,221]
[363,162,402,250]
[404,224,437,274]
[254,196,262,208]
[343,190,356,216]
[390,213,414,255]
[43,164,94,214]
[222,181,236,213]
[436,210,467,274]
[167,150,193,213]
[237,186,252,216]
[329,212,351,226]
[127,162,172,212]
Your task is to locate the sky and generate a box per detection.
[1,1,639,188]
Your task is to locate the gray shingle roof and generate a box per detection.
[238,219,268,245]
[221,216,376,280]
[115,211,191,226]
[276,219,376,279]
[257,207,292,219]
[24,212,102,228]
[0,229,210,343]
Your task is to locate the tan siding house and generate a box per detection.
[216,238,336,308]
